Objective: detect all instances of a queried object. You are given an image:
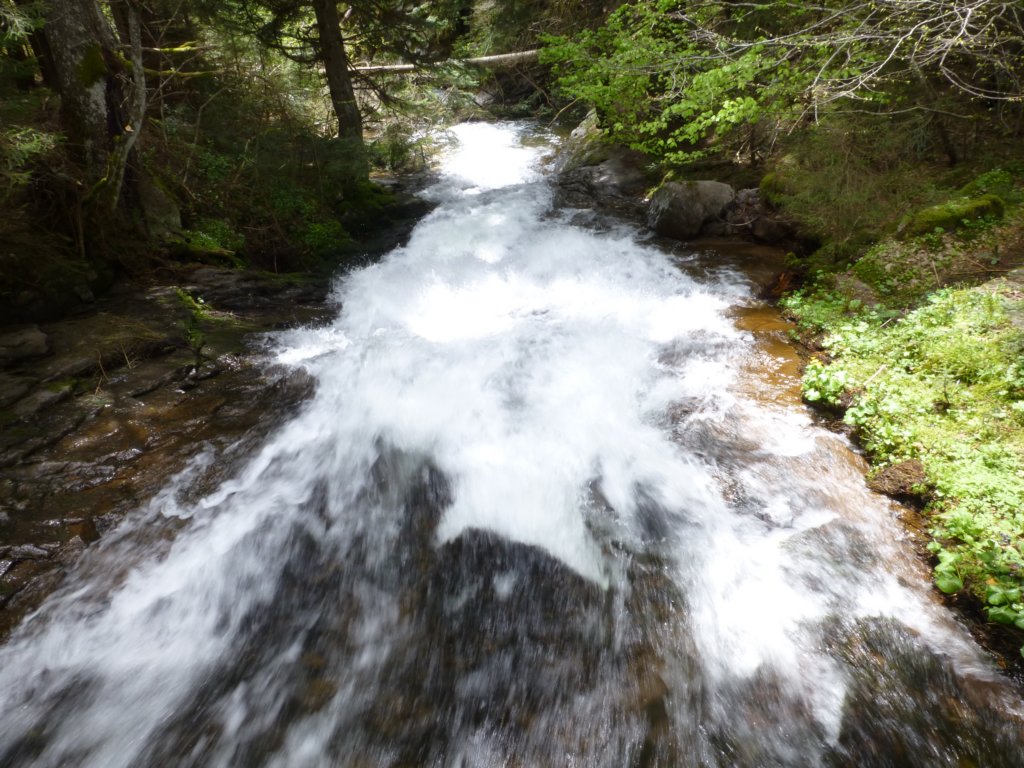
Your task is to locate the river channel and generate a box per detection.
[1,122,1023,767]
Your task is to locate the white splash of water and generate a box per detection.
[0,121,1019,768]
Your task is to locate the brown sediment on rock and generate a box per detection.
[867,459,928,498]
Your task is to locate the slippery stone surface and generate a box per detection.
[0,326,50,368]
[552,112,655,219]
[0,374,35,408]
[0,271,330,635]
[646,180,736,241]
[554,148,653,219]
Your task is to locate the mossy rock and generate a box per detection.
[759,169,797,208]
[558,110,613,173]
[850,241,942,307]
[900,194,1004,238]
[958,168,1021,203]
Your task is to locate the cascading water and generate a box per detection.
[1,122,1023,767]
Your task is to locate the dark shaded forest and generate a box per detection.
[0,0,608,323]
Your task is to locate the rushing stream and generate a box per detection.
[2,123,1024,767]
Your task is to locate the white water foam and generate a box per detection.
[0,121,1020,768]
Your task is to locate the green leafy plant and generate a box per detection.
[802,359,849,406]
[787,277,1024,653]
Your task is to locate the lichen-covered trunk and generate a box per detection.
[91,1,146,215]
[39,0,123,182]
[311,0,367,180]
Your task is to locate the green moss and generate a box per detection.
[44,378,78,394]
[959,168,1022,203]
[78,44,108,87]
[900,194,1005,238]
[189,218,244,253]
[850,241,943,307]
[759,170,794,208]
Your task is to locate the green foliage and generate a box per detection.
[762,108,960,264]
[0,125,61,202]
[785,281,1024,648]
[367,121,443,172]
[187,218,244,254]
[802,359,849,406]
[0,1,44,49]
[959,169,1022,204]
[460,0,604,56]
[152,34,366,270]
[901,195,1005,238]
[541,1,809,163]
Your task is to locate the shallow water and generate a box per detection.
[1,122,1022,768]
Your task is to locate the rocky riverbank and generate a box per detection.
[0,267,330,635]
[0,183,435,636]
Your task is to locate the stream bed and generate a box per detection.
[1,122,1023,767]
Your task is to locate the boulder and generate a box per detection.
[899,194,1004,238]
[867,459,927,498]
[555,110,613,174]
[553,112,654,219]
[0,325,50,368]
[646,181,736,241]
[683,186,797,245]
[555,149,652,218]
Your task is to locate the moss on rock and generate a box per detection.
[900,194,1005,238]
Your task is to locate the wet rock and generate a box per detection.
[751,212,795,244]
[129,364,191,397]
[0,325,50,367]
[723,188,795,245]
[647,181,736,241]
[55,535,88,566]
[553,112,654,219]
[2,544,51,561]
[555,110,612,173]
[826,616,1024,767]
[10,382,75,418]
[0,373,35,408]
[868,459,928,498]
[179,267,328,312]
[555,149,652,218]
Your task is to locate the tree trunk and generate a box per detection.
[92,0,146,215]
[311,0,366,179]
[38,0,124,182]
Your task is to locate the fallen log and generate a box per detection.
[354,49,540,75]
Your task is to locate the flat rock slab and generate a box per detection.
[0,326,50,368]
[0,374,36,408]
